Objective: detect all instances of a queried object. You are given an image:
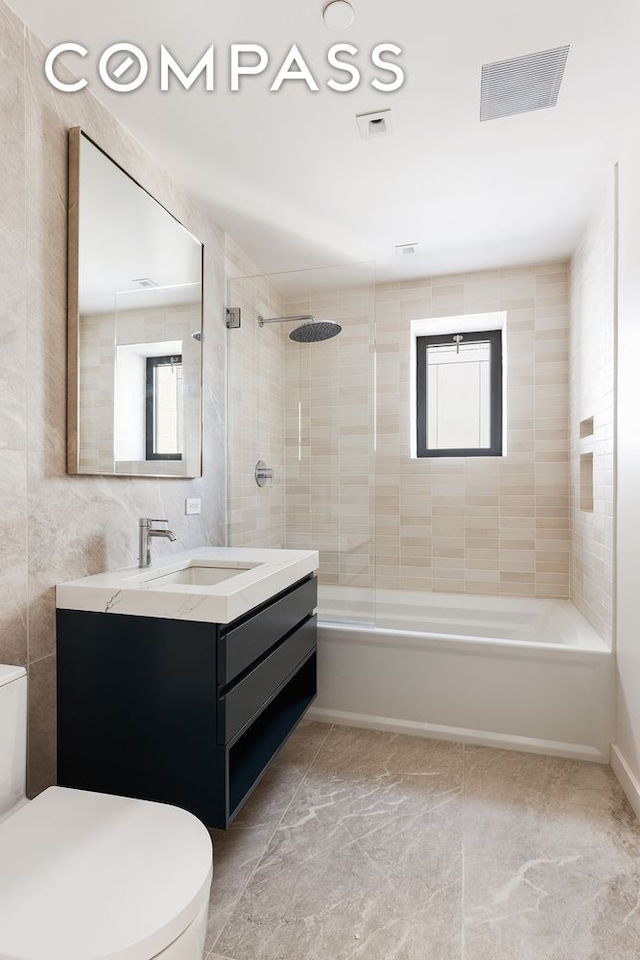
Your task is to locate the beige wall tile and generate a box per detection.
[569,179,616,643]
[369,260,571,599]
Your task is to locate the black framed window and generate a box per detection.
[145,355,183,461]
[416,330,502,458]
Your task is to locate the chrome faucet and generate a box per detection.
[138,518,177,568]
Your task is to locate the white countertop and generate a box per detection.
[56,547,319,624]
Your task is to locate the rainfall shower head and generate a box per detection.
[258,314,342,342]
[289,319,342,342]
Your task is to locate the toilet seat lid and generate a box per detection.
[0,787,212,960]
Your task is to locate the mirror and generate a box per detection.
[67,128,203,477]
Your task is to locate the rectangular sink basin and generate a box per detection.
[146,563,259,588]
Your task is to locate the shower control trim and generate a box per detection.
[255,461,275,487]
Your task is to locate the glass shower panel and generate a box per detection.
[226,261,376,626]
[226,271,288,549]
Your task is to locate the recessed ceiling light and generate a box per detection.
[356,110,392,139]
[323,1,355,31]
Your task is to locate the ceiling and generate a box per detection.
[8,0,637,282]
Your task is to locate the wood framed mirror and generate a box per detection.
[67,128,203,477]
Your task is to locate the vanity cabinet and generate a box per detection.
[56,575,317,828]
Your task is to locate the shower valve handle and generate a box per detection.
[255,461,275,487]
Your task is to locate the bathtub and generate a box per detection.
[308,587,614,762]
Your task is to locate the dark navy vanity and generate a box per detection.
[56,572,317,828]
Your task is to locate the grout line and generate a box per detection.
[210,721,334,952]
[27,651,56,668]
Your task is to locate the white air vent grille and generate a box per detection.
[480,45,570,121]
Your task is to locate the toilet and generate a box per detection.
[0,664,213,960]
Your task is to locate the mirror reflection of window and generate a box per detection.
[114,340,183,463]
[146,355,183,460]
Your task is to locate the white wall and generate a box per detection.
[613,146,640,815]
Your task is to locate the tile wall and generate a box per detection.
[0,0,226,794]
[569,179,616,643]
[373,262,571,596]
[261,262,571,599]
[227,262,571,602]
[282,282,375,591]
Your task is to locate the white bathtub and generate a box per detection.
[308,587,615,762]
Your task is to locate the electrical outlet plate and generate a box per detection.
[185,498,201,515]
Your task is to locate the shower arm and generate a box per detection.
[258,314,317,326]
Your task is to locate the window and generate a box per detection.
[416,330,502,457]
[146,355,183,460]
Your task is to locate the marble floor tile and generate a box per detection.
[205,728,640,960]
[214,731,464,960]
[216,845,462,960]
[259,767,462,872]
[205,722,332,953]
[255,728,463,870]
[231,721,332,830]
[464,745,626,813]
[205,821,275,955]
[315,724,464,781]
[463,747,640,960]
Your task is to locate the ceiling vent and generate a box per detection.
[132,277,159,288]
[396,242,418,256]
[356,110,392,139]
[480,45,570,121]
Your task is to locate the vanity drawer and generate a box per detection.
[218,576,317,685]
[218,615,317,745]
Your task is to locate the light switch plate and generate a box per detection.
[185,498,201,515]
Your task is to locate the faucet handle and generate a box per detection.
[139,517,169,526]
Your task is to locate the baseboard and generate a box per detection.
[610,744,640,819]
[306,707,608,762]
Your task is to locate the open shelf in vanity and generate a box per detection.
[227,652,316,818]
[56,574,317,828]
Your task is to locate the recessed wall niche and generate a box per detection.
[580,452,594,512]
[579,417,594,439]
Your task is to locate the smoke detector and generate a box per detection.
[356,110,392,139]
[323,1,355,30]
[480,45,570,121]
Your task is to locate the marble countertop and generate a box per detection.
[56,547,319,624]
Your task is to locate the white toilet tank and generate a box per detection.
[0,665,27,821]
